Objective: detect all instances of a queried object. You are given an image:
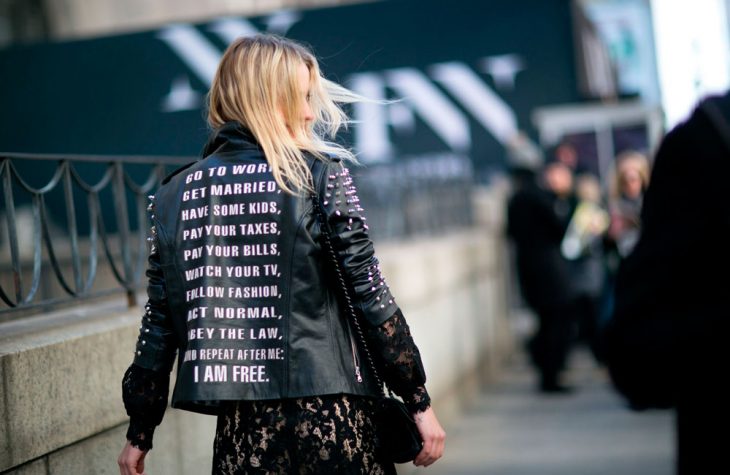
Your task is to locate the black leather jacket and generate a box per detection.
[133,122,398,414]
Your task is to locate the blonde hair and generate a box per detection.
[610,150,651,200]
[207,34,361,194]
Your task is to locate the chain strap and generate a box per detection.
[309,192,389,399]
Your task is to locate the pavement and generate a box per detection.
[410,350,674,475]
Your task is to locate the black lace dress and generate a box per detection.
[123,310,431,475]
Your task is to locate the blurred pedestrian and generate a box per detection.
[561,174,610,362]
[600,150,651,333]
[117,34,444,475]
[607,92,730,474]
[607,150,651,258]
[507,158,579,392]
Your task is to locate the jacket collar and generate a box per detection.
[202,121,260,157]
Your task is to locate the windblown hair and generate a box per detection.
[208,34,360,194]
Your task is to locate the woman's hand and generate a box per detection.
[412,406,446,467]
[118,441,147,475]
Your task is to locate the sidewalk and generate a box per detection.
[413,351,674,475]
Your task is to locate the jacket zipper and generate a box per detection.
[347,326,363,383]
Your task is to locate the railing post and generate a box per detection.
[112,162,133,288]
[62,162,83,294]
[2,159,23,304]
[127,289,137,308]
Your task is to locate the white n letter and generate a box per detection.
[430,62,518,145]
[386,68,471,152]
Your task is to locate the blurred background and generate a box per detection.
[1,0,725,474]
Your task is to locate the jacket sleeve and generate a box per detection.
[316,160,431,412]
[318,160,398,326]
[122,221,178,450]
[132,223,178,371]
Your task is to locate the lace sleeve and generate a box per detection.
[366,309,432,414]
[122,364,170,451]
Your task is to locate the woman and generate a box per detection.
[599,150,651,341]
[117,34,444,475]
[561,173,610,363]
[607,150,650,258]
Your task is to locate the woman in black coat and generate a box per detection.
[117,34,445,475]
[608,92,730,474]
[507,160,578,392]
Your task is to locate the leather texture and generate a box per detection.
[132,122,399,414]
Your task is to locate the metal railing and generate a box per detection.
[354,153,475,241]
[0,153,191,317]
[0,152,474,318]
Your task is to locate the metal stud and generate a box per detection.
[142,340,146,345]
[137,350,142,356]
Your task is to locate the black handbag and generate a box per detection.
[310,191,423,464]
